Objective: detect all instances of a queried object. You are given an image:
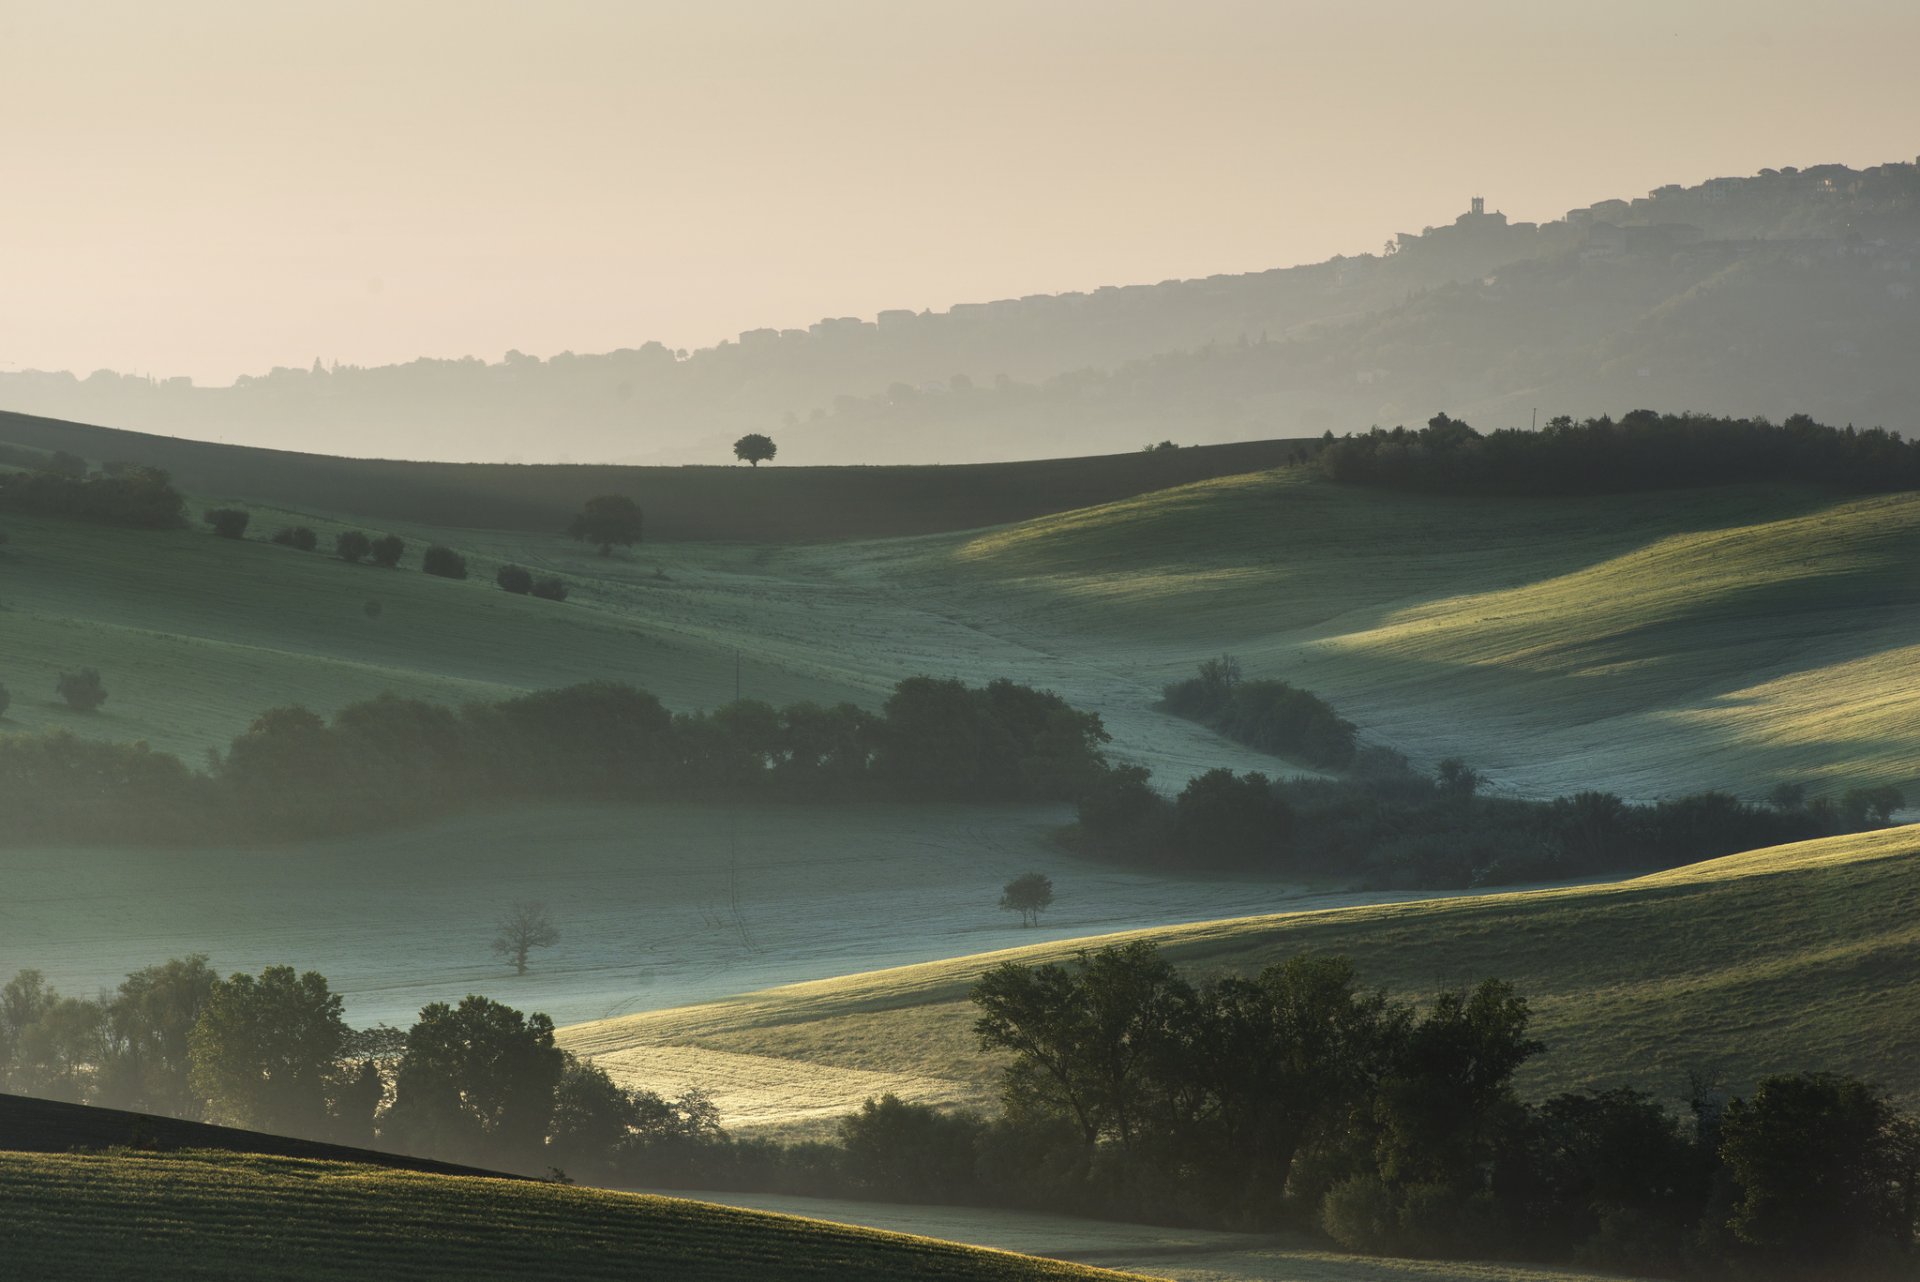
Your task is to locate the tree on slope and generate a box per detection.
[188,965,348,1135]
[733,433,777,467]
[385,995,565,1168]
[567,494,643,555]
[999,872,1055,927]
[493,901,560,975]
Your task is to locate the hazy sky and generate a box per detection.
[5,0,1917,384]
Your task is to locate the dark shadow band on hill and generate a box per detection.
[0,1091,520,1180]
[0,409,1310,542]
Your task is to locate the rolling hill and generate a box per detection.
[0,1148,1139,1281]
[559,824,1920,1130]
[0,408,1305,541]
[2,442,1911,797]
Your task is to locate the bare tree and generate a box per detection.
[999,873,1054,928]
[492,902,560,975]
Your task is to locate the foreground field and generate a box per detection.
[0,803,1383,1033]
[563,824,1920,1123]
[667,1191,1650,1282]
[0,1150,1136,1281]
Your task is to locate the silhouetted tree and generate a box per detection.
[202,508,250,539]
[335,530,372,563]
[1719,1072,1919,1272]
[493,901,560,975]
[97,954,219,1116]
[496,564,533,594]
[999,873,1054,927]
[56,668,106,712]
[385,995,565,1168]
[733,434,777,467]
[188,965,348,1135]
[567,494,643,555]
[530,576,569,602]
[0,683,9,719]
[421,545,467,579]
[1841,785,1905,828]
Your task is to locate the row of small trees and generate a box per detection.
[209,509,572,600]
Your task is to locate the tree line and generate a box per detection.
[0,676,1112,845]
[0,463,186,528]
[1316,410,1920,495]
[0,959,716,1176]
[10,945,1911,1277]
[1072,749,1903,888]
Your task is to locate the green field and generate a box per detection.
[0,1150,1139,1281]
[4,460,1913,797]
[560,824,1920,1119]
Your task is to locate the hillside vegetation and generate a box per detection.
[0,1150,1137,1281]
[941,469,1920,796]
[561,824,1920,1125]
[0,410,1302,539]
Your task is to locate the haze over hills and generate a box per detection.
[5,159,1916,464]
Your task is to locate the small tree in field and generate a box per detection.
[493,901,560,975]
[367,534,405,568]
[496,564,533,594]
[272,526,318,551]
[999,873,1054,927]
[0,683,10,719]
[203,508,250,539]
[57,668,106,712]
[335,531,372,564]
[530,576,569,602]
[733,434,777,467]
[567,495,643,556]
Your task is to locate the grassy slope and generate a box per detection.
[931,470,1920,796]
[561,824,1920,1115]
[0,1150,1138,1282]
[3,456,1910,795]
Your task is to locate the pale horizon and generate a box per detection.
[5,0,1917,386]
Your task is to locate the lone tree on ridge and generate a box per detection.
[733,434,777,467]
[493,901,560,975]
[999,873,1054,928]
[568,495,643,556]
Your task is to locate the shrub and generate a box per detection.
[335,531,372,563]
[271,526,317,551]
[0,682,10,718]
[202,508,250,539]
[530,576,569,602]
[422,545,467,579]
[496,564,533,594]
[368,534,404,569]
[56,668,107,712]
[1321,1174,1400,1253]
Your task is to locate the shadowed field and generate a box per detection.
[562,825,1920,1126]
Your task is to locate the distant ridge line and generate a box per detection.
[0,408,1311,542]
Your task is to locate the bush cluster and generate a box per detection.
[0,465,185,527]
[270,525,318,551]
[1160,657,1356,768]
